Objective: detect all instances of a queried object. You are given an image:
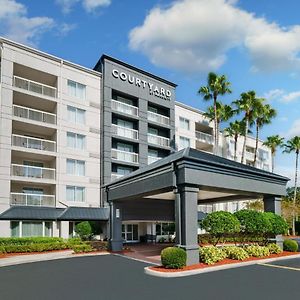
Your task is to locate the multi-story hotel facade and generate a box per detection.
[0,38,272,241]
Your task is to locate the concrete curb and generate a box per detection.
[144,253,300,278]
[0,251,110,268]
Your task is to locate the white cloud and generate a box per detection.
[285,119,300,138]
[57,23,77,36]
[263,89,300,103]
[129,0,300,73]
[275,165,294,186]
[56,0,111,13]
[0,0,54,46]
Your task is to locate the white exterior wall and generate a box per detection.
[0,38,101,237]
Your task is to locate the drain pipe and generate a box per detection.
[172,161,181,246]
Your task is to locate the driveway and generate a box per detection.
[0,255,299,300]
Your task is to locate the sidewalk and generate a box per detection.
[0,250,109,268]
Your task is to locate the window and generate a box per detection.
[179,117,190,130]
[67,132,85,150]
[148,106,158,113]
[116,166,133,176]
[66,186,85,202]
[179,136,190,149]
[66,159,85,176]
[148,127,158,135]
[156,222,175,235]
[116,142,133,152]
[259,149,269,161]
[11,221,52,237]
[117,119,134,129]
[148,149,158,157]
[68,80,86,100]
[67,106,85,125]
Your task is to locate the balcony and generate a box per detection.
[112,124,139,140]
[195,131,214,145]
[10,193,55,207]
[148,111,170,126]
[11,164,56,180]
[111,100,138,117]
[111,149,139,164]
[111,173,124,181]
[148,156,161,164]
[13,76,57,98]
[246,151,255,161]
[12,134,56,152]
[148,134,170,147]
[13,105,56,125]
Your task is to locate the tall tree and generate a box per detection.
[253,103,277,164]
[198,72,232,154]
[203,102,235,151]
[224,120,246,161]
[283,136,300,235]
[233,91,263,164]
[263,135,284,172]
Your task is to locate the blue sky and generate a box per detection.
[1,0,300,183]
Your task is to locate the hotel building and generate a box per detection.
[0,38,273,241]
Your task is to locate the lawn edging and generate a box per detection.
[144,253,300,278]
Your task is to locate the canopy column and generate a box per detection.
[175,185,199,266]
[108,201,123,251]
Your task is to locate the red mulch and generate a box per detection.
[150,251,299,273]
[0,249,70,259]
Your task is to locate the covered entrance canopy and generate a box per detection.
[104,148,289,265]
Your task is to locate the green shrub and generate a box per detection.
[0,246,6,254]
[75,222,93,241]
[161,247,187,269]
[245,245,270,257]
[222,246,249,260]
[263,212,289,236]
[267,243,283,254]
[72,244,93,253]
[199,246,227,265]
[198,233,264,245]
[3,242,68,253]
[283,239,298,252]
[0,237,63,246]
[234,210,271,237]
[201,211,240,245]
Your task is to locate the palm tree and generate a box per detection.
[263,135,284,172]
[253,103,277,164]
[283,136,300,235]
[224,120,246,161]
[203,102,235,150]
[233,91,263,164]
[198,72,232,154]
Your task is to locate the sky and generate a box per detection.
[0,0,300,184]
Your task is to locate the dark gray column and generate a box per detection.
[263,195,283,248]
[176,186,199,265]
[174,189,181,245]
[108,201,123,251]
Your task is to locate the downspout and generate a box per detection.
[172,161,181,246]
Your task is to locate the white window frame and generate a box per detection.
[66,159,85,176]
[11,221,52,237]
[67,132,86,150]
[179,117,190,130]
[179,136,190,149]
[66,186,85,202]
[67,80,86,100]
[67,105,86,125]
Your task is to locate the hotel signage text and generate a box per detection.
[112,69,171,100]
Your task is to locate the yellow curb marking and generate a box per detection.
[258,263,300,272]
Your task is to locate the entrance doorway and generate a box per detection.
[122,224,138,242]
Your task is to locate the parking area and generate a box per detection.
[0,254,299,300]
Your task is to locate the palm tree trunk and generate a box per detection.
[254,123,259,165]
[213,97,218,155]
[271,151,275,172]
[241,118,248,164]
[292,152,299,236]
[234,135,238,161]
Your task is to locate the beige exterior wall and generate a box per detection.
[0,38,101,237]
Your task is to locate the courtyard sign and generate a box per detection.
[112,69,171,100]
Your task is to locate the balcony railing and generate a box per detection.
[195,131,214,145]
[148,134,170,147]
[246,151,255,161]
[13,105,56,125]
[12,134,56,152]
[11,164,56,180]
[111,173,124,181]
[148,111,170,126]
[10,193,55,207]
[111,149,139,164]
[111,100,138,117]
[148,156,161,164]
[13,76,57,98]
[112,124,139,140]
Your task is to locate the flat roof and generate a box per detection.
[94,54,177,88]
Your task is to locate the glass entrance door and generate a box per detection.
[122,224,138,242]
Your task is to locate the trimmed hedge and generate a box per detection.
[161,247,187,269]
[0,237,63,246]
[198,233,264,245]
[245,245,270,257]
[71,244,93,253]
[1,242,69,254]
[223,246,249,260]
[267,243,283,254]
[199,246,226,265]
[283,239,299,252]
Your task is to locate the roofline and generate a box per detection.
[0,37,101,78]
[94,54,177,88]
